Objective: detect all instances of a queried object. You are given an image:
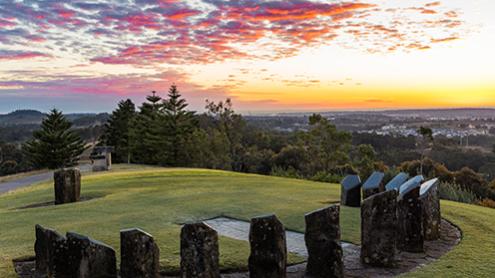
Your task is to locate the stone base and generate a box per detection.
[304,206,343,278]
[361,190,398,267]
[362,188,381,200]
[66,232,117,278]
[398,188,424,253]
[121,228,160,278]
[180,223,220,278]
[341,186,361,207]
[249,215,287,278]
[54,168,81,205]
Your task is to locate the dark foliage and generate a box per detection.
[23,109,86,169]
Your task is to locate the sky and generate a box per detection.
[0,0,494,113]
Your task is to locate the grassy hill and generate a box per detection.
[0,165,494,277]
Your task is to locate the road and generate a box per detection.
[0,164,91,195]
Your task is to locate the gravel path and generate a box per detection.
[0,164,91,195]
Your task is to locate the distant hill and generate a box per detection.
[0,110,109,127]
[0,110,46,126]
[275,108,495,120]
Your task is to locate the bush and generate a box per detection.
[479,198,495,209]
[310,171,342,183]
[439,182,479,204]
[454,167,490,199]
[0,160,18,176]
[270,166,302,179]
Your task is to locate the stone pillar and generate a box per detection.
[340,175,361,207]
[121,228,160,278]
[249,214,287,278]
[398,185,424,252]
[66,232,117,278]
[34,224,69,277]
[362,171,385,199]
[304,205,343,278]
[420,179,441,241]
[54,168,81,205]
[180,223,220,278]
[361,190,398,267]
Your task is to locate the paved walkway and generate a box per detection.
[0,164,91,195]
[204,217,461,278]
[205,216,353,257]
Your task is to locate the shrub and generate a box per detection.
[0,160,18,176]
[454,167,490,199]
[479,198,495,209]
[439,182,479,204]
[310,171,342,183]
[270,166,302,179]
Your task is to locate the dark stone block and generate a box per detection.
[180,223,220,278]
[304,205,343,278]
[66,232,117,278]
[54,168,81,205]
[34,224,69,278]
[340,175,361,207]
[385,172,409,191]
[121,228,160,278]
[420,179,441,241]
[360,190,398,267]
[249,215,287,278]
[398,180,424,253]
[362,172,385,199]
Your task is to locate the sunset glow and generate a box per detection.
[0,0,494,112]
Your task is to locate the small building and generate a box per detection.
[90,146,113,172]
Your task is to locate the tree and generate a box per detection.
[162,85,197,166]
[100,99,136,163]
[130,91,164,164]
[417,126,434,174]
[24,109,86,169]
[354,144,376,178]
[300,114,352,176]
[205,99,245,171]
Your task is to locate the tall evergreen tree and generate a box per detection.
[24,109,86,169]
[130,91,164,164]
[162,85,197,166]
[100,99,136,163]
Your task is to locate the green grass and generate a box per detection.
[402,200,495,278]
[0,165,493,277]
[0,165,359,277]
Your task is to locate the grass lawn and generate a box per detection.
[0,165,493,277]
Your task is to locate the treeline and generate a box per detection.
[100,86,379,182]
[99,85,495,204]
[353,132,495,180]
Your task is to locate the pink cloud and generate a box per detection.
[0,50,52,60]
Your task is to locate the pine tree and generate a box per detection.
[130,91,164,164]
[100,99,136,163]
[24,109,86,169]
[162,85,197,166]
